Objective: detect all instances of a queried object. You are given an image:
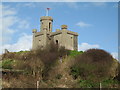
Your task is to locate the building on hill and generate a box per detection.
[32,10,78,50]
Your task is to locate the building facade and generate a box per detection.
[32,16,78,50]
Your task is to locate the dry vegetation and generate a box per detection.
[1,44,120,88]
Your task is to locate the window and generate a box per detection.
[39,40,41,43]
[49,22,51,31]
[56,40,58,45]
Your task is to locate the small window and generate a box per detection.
[49,22,51,31]
[56,40,58,45]
[39,40,41,43]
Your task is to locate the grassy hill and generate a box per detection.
[1,46,120,88]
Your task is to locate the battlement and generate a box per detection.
[40,16,53,21]
[67,31,78,36]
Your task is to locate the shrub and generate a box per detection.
[12,60,32,73]
[2,59,13,69]
[32,42,70,80]
[114,63,120,81]
[70,66,81,79]
[70,49,114,82]
[2,52,15,60]
[55,74,62,79]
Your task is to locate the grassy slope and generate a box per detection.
[1,50,120,88]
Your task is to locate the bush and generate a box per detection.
[2,59,13,69]
[33,42,70,80]
[70,66,81,79]
[114,63,120,81]
[2,53,15,60]
[55,74,62,79]
[70,49,114,82]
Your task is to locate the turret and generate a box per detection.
[32,29,37,33]
[61,25,68,30]
[32,29,37,50]
[40,16,53,33]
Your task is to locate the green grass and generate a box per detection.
[69,50,83,57]
[101,79,120,87]
[2,59,31,75]
[78,80,99,88]
[2,59,14,69]
[15,50,30,54]
[78,79,119,88]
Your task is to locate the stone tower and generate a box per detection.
[40,16,53,32]
[32,16,53,50]
[32,10,78,50]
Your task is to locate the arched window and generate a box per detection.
[49,22,51,31]
[56,40,58,45]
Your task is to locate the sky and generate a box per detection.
[0,1,119,60]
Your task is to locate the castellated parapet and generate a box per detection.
[32,15,78,50]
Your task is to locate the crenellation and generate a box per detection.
[56,29,60,32]
[67,31,78,36]
[32,29,37,33]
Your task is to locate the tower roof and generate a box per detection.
[40,16,53,21]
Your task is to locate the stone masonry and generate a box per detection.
[32,16,78,50]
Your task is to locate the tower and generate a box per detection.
[40,16,53,32]
[40,8,53,32]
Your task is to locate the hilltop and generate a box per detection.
[1,45,120,88]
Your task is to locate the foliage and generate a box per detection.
[78,79,119,88]
[69,50,83,57]
[70,49,114,82]
[2,59,13,69]
[114,63,120,81]
[78,80,99,88]
[24,42,70,80]
[55,74,62,79]
[15,50,30,54]
[101,79,119,88]
[70,66,81,79]
[2,48,119,88]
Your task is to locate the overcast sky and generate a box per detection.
[0,2,118,59]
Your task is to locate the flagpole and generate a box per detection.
[46,9,48,16]
[46,8,50,16]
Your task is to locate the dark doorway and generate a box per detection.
[56,40,58,45]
